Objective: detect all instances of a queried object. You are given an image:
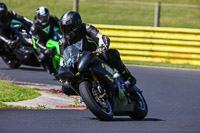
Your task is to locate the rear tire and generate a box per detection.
[1,56,21,68]
[79,81,113,121]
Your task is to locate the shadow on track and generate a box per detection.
[19,67,45,72]
[89,117,165,122]
[0,67,44,72]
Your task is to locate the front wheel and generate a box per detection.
[129,91,148,120]
[79,81,113,121]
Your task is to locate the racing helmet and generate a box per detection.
[36,6,49,25]
[0,3,8,19]
[59,11,82,39]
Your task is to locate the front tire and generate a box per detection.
[79,81,113,121]
[129,91,148,120]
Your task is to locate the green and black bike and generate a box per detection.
[32,29,62,79]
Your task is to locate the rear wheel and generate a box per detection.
[129,91,148,120]
[1,56,21,68]
[79,81,113,121]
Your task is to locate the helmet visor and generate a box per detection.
[60,24,75,35]
[39,15,49,23]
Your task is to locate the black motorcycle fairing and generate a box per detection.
[89,61,116,89]
[62,81,79,95]
[77,50,98,72]
[13,46,40,66]
[58,65,74,80]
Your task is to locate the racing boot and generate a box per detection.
[120,67,137,89]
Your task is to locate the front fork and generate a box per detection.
[91,71,107,100]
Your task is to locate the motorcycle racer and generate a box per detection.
[0,2,32,49]
[59,11,137,92]
[31,6,60,76]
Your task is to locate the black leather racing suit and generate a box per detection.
[31,15,59,74]
[59,23,131,76]
[0,11,32,48]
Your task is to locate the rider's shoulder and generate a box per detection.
[49,15,57,18]
[31,20,40,31]
[7,10,17,18]
[8,10,16,15]
[84,23,95,30]
[84,23,98,33]
[49,15,59,21]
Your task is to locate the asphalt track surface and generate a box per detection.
[1,58,200,133]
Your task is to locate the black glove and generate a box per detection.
[44,47,57,57]
[98,33,110,50]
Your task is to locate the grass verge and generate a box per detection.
[0,80,41,108]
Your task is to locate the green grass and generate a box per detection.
[0,80,41,108]
[1,0,200,29]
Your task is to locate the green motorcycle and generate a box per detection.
[32,30,62,79]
